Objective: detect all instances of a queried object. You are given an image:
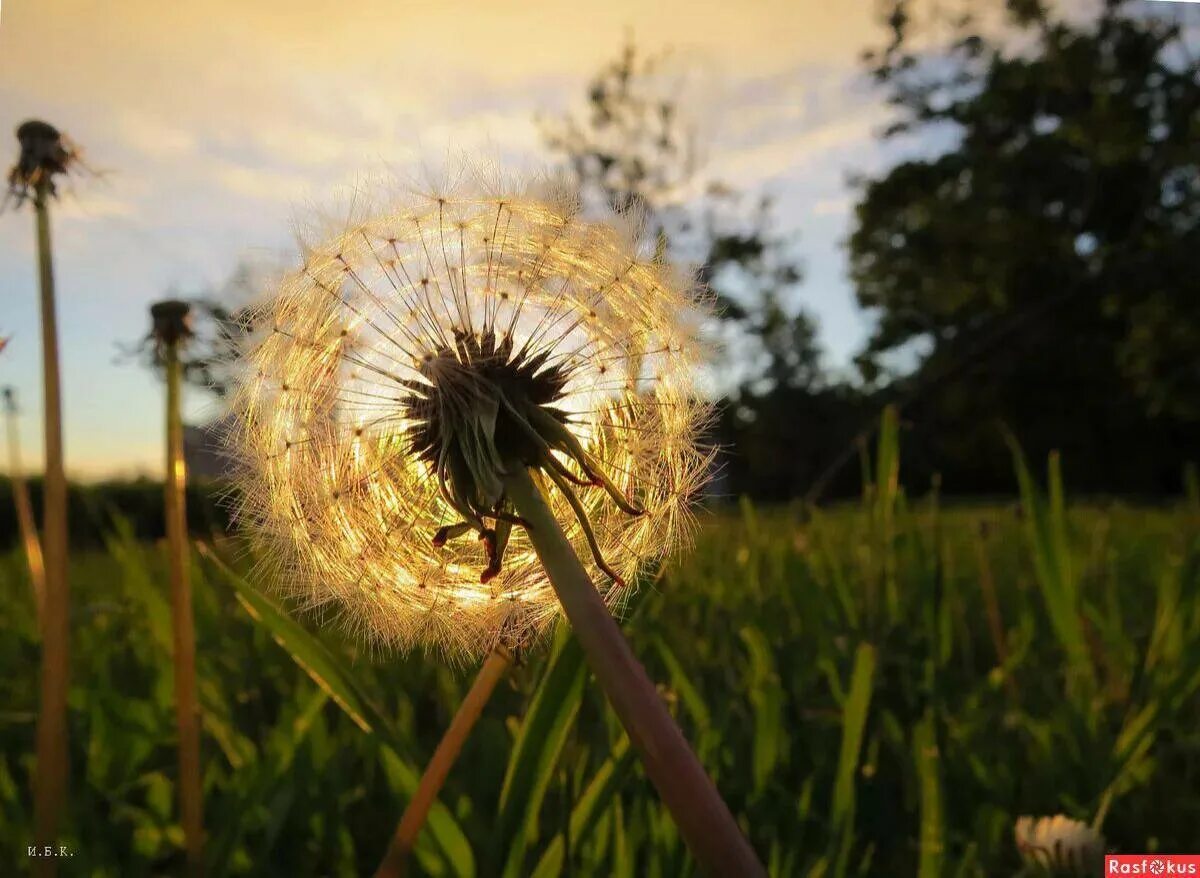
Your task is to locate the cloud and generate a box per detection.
[812,196,852,217]
[708,103,890,188]
[116,112,198,160]
[207,162,317,203]
[53,193,138,221]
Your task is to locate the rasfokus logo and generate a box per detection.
[1107,855,1200,875]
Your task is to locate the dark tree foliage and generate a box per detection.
[544,40,870,500]
[541,41,697,220]
[0,476,231,550]
[542,40,822,395]
[853,0,1200,493]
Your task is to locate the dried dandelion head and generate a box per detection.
[7,120,79,205]
[149,299,195,349]
[1015,815,1105,875]
[228,175,714,659]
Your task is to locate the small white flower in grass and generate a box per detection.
[228,173,715,660]
[1015,814,1105,875]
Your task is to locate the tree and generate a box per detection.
[544,37,883,501]
[852,0,1200,491]
[543,40,873,501]
[541,39,820,398]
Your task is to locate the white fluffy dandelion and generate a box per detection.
[228,174,714,659]
[1015,814,1106,875]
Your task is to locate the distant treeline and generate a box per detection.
[0,477,233,551]
[2,416,1195,552]
[714,387,1200,505]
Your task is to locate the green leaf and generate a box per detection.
[912,710,943,878]
[198,544,474,877]
[1005,435,1092,683]
[873,406,900,519]
[528,734,635,878]
[651,636,715,761]
[104,514,172,656]
[830,643,877,876]
[379,745,476,878]
[611,797,634,878]
[495,627,588,877]
[740,626,784,792]
[207,686,331,875]
[197,544,397,741]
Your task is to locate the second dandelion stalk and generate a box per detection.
[375,645,513,878]
[152,300,205,877]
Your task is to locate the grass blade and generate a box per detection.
[1005,436,1093,685]
[379,745,476,878]
[197,544,397,740]
[197,544,475,877]
[740,626,784,793]
[495,626,588,877]
[912,710,943,878]
[528,734,635,878]
[830,643,876,876]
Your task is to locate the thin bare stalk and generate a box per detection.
[32,182,70,875]
[974,523,1018,702]
[3,389,45,625]
[375,646,513,878]
[163,331,205,876]
[503,467,765,877]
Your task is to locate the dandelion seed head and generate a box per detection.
[7,120,79,204]
[228,174,715,660]
[149,299,194,348]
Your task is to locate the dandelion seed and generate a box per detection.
[229,175,714,659]
[1015,814,1105,875]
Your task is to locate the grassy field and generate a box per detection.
[1,428,1198,876]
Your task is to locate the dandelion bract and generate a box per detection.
[229,175,714,658]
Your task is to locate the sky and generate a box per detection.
[0,0,911,479]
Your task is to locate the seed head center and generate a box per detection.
[400,330,641,587]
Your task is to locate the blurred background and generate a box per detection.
[2,0,1199,875]
[3,0,1199,521]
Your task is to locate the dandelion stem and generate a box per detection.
[32,183,70,876]
[163,337,205,877]
[3,389,45,626]
[503,467,765,877]
[375,646,513,878]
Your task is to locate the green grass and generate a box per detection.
[2,440,1199,875]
